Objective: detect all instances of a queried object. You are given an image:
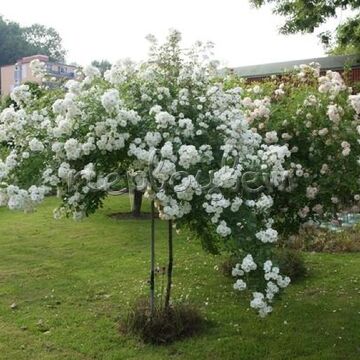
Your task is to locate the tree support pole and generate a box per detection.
[165,219,173,310]
[150,200,155,316]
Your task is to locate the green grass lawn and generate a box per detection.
[0,196,359,360]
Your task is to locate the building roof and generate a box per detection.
[19,54,49,64]
[231,54,360,78]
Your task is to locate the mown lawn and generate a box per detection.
[0,196,359,360]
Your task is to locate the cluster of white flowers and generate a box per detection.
[296,63,320,80]
[264,260,290,289]
[349,94,360,114]
[0,160,9,180]
[231,256,290,317]
[327,104,343,124]
[241,97,271,123]
[298,206,310,218]
[306,186,319,199]
[152,159,176,182]
[303,94,319,107]
[83,65,101,81]
[101,89,122,114]
[154,111,176,129]
[29,138,45,152]
[213,165,241,189]
[80,163,96,181]
[174,175,201,201]
[230,196,243,212]
[231,263,244,277]
[178,145,200,169]
[250,292,273,317]
[29,59,46,79]
[265,131,278,144]
[318,127,329,136]
[178,118,195,137]
[104,59,136,85]
[248,260,290,317]
[318,70,346,96]
[255,227,278,243]
[233,279,246,291]
[10,84,31,105]
[258,145,291,187]
[241,254,257,272]
[216,220,232,237]
[274,83,285,97]
[65,79,81,94]
[341,141,351,156]
[203,193,231,223]
[64,138,81,160]
[57,162,72,180]
[255,194,273,212]
[0,184,48,211]
[155,190,192,220]
[144,131,162,147]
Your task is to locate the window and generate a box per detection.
[14,65,21,85]
[22,64,27,79]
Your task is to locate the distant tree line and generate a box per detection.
[0,15,66,67]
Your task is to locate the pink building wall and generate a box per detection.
[1,55,76,97]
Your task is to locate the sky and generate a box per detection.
[0,0,351,68]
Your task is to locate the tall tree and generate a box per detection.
[328,13,360,54]
[91,60,112,75]
[250,0,360,54]
[0,16,66,66]
[23,24,66,62]
[0,16,30,66]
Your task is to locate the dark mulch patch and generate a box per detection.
[109,212,159,220]
[119,297,204,345]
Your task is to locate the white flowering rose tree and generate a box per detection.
[0,31,292,318]
[223,63,360,236]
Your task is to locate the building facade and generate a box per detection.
[230,55,360,83]
[0,55,77,97]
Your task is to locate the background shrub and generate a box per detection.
[287,225,360,253]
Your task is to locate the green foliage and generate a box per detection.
[0,15,66,66]
[0,16,30,66]
[250,0,360,54]
[0,95,14,110]
[331,14,360,54]
[274,248,307,280]
[23,82,45,99]
[91,59,112,75]
[22,23,66,62]
[15,155,47,189]
[351,80,360,92]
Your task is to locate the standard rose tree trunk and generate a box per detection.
[132,189,143,217]
[150,200,155,316]
[165,220,173,310]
